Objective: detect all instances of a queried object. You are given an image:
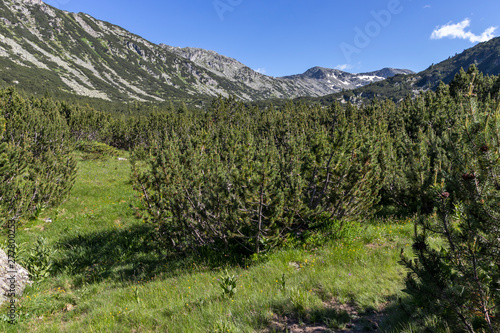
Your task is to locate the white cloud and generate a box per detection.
[423,5,431,9]
[335,64,353,71]
[255,68,266,74]
[431,18,497,43]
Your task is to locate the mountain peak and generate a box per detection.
[0,0,482,104]
[304,37,500,105]
[274,65,413,95]
[301,67,342,79]
[362,68,415,78]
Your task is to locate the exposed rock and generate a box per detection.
[0,0,414,103]
[73,13,101,38]
[63,303,75,312]
[163,46,415,100]
[0,248,32,306]
[18,0,44,5]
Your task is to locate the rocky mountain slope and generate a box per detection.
[308,36,500,105]
[280,66,414,96]
[162,45,414,98]
[0,0,413,102]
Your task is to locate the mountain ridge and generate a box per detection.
[303,36,500,105]
[160,44,415,100]
[0,0,413,102]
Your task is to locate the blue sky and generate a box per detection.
[43,0,500,77]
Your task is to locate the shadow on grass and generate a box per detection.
[266,294,428,333]
[380,296,438,333]
[268,300,353,332]
[52,224,250,286]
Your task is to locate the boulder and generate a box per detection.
[0,249,32,306]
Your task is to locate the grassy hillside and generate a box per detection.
[0,150,416,332]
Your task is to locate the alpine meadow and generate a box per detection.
[1,0,500,332]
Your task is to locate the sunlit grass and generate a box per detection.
[0,151,415,332]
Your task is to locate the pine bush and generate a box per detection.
[401,77,500,332]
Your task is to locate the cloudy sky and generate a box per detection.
[43,0,499,77]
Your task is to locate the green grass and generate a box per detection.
[81,38,93,47]
[0,151,416,332]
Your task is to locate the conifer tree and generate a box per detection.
[132,96,384,254]
[0,88,77,223]
[401,77,500,332]
[0,116,30,225]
